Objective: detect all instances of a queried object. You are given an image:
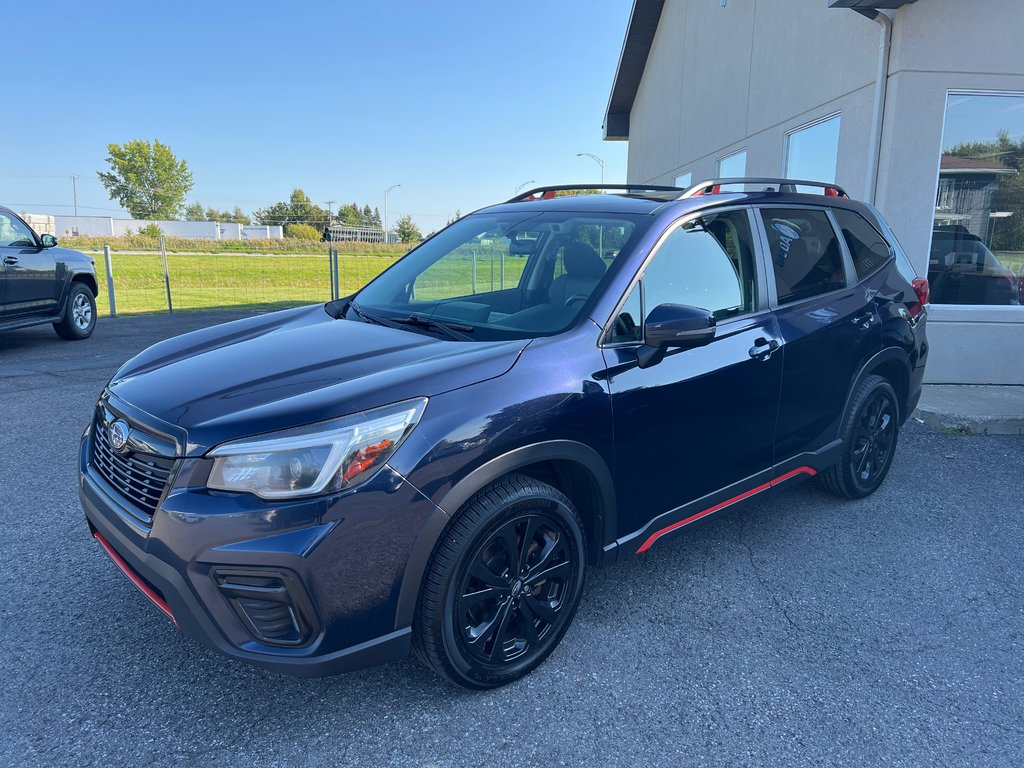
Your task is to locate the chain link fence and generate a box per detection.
[88,238,404,317]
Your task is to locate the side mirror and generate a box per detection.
[636,303,716,369]
[41,234,58,248]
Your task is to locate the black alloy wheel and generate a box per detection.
[819,374,900,499]
[850,388,896,489]
[414,475,586,688]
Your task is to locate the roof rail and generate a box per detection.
[506,183,684,204]
[680,177,849,199]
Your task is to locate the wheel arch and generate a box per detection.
[841,346,911,428]
[70,272,99,298]
[393,440,616,630]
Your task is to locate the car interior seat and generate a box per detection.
[547,242,606,306]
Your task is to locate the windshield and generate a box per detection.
[352,210,648,340]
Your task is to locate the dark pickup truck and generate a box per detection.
[0,205,99,340]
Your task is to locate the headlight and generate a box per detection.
[207,398,427,499]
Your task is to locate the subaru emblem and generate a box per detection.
[109,420,130,451]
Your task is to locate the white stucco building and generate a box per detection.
[604,0,1024,384]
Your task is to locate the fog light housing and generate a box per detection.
[212,568,318,647]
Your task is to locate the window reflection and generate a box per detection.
[930,93,1024,306]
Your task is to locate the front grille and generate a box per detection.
[91,410,176,525]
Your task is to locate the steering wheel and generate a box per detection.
[564,293,589,307]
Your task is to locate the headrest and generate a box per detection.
[563,242,605,278]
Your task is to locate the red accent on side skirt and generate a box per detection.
[636,466,817,553]
[94,532,176,624]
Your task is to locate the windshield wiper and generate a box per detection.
[389,314,475,341]
[346,301,474,341]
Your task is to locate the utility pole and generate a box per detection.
[325,200,336,224]
[70,175,80,216]
[384,184,401,244]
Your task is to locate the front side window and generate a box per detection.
[760,208,845,305]
[833,208,891,279]
[354,211,646,340]
[930,92,1024,306]
[607,209,758,344]
[0,211,36,248]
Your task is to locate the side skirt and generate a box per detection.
[608,439,843,558]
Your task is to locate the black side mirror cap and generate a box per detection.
[41,234,58,248]
[637,303,716,369]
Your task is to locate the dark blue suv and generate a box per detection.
[79,178,929,688]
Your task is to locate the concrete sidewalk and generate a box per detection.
[914,384,1024,435]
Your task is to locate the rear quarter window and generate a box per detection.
[832,208,893,279]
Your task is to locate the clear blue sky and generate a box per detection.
[2,1,631,233]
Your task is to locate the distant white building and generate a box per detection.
[48,215,284,240]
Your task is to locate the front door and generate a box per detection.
[602,208,783,545]
[0,210,59,318]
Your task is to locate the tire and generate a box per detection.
[413,474,587,689]
[53,283,96,340]
[819,374,900,499]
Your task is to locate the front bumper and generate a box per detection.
[79,426,445,677]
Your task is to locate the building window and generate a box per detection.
[785,114,841,187]
[929,92,1024,307]
[674,172,692,189]
[717,151,746,178]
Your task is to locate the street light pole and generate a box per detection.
[576,153,605,184]
[576,153,606,256]
[515,179,535,195]
[70,175,79,216]
[384,184,401,244]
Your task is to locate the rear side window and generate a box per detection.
[833,208,892,279]
[760,209,846,305]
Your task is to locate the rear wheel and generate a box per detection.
[413,475,586,689]
[819,374,899,499]
[53,283,96,340]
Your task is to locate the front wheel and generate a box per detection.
[819,374,899,499]
[413,475,586,689]
[53,283,96,340]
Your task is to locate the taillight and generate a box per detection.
[910,277,929,317]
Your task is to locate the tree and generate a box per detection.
[183,201,205,220]
[284,223,321,240]
[231,206,251,225]
[947,131,1024,252]
[97,139,193,219]
[253,188,329,229]
[395,214,422,243]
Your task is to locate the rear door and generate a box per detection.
[757,206,882,463]
[0,209,59,318]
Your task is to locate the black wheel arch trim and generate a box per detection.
[393,440,616,630]
[839,346,912,430]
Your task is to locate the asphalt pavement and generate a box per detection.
[1,310,1022,767]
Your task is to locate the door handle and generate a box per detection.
[852,311,874,329]
[2,256,17,265]
[748,337,780,361]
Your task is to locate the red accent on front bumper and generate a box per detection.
[94,532,176,624]
[636,466,817,553]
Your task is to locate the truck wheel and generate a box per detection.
[54,283,96,340]
[413,474,586,689]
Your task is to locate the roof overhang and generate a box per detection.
[602,0,664,141]
[827,0,919,17]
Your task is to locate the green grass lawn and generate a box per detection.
[96,252,401,315]
[94,250,530,316]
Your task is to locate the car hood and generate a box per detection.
[108,305,528,453]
